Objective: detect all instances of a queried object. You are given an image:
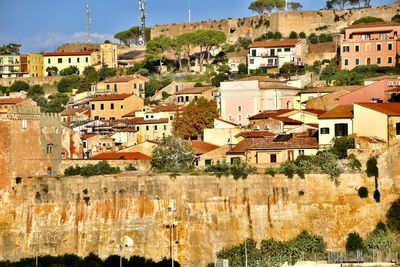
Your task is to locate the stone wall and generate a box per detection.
[0,76,61,87]
[151,4,400,43]
[60,159,151,172]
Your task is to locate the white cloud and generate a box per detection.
[20,32,117,53]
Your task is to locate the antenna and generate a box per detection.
[86,3,91,43]
[139,0,148,45]
[188,0,191,23]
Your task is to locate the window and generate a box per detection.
[185,96,189,102]
[121,105,124,109]
[134,83,137,89]
[270,154,277,163]
[47,58,51,64]
[238,106,242,112]
[298,150,305,156]
[106,84,110,91]
[57,58,62,64]
[146,126,149,131]
[344,59,349,66]
[85,57,89,63]
[249,59,255,64]
[164,125,167,130]
[22,119,27,129]
[91,104,95,110]
[355,45,360,52]
[154,125,158,130]
[205,159,212,166]
[270,49,275,56]
[388,57,393,64]
[94,116,99,120]
[77,58,80,63]
[170,116,173,120]
[194,96,198,101]
[277,48,282,52]
[334,123,348,136]
[100,104,104,110]
[110,103,114,110]
[377,57,381,64]
[377,44,381,51]
[320,127,330,134]
[343,46,350,53]
[355,58,360,65]
[46,145,53,154]
[388,43,393,51]
[68,58,71,63]
[251,49,256,57]
[114,84,117,92]
[396,123,400,135]
[238,115,242,122]
[139,84,143,91]
[284,47,291,52]
[136,126,140,131]
[110,117,115,120]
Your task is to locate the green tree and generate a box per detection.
[280,63,298,80]
[299,32,306,38]
[248,0,275,14]
[151,136,196,172]
[238,63,248,74]
[173,97,218,139]
[357,187,368,198]
[46,66,59,76]
[346,232,364,252]
[8,80,29,93]
[170,37,185,70]
[288,2,303,10]
[235,37,252,49]
[177,33,195,72]
[273,31,282,39]
[364,229,396,255]
[0,43,21,55]
[387,199,400,234]
[98,68,117,81]
[353,16,384,25]
[273,0,286,11]
[366,157,378,178]
[114,26,151,46]
[289,31,298,39]
[83,66,99,83]
[27,85,45,97]
[57,75,82,93]
[145,35,173,72]
[59,66,79,76]
[328,0,350,9]
[45,93,69,113]
[349,0,362,8]
[330,136,355,159]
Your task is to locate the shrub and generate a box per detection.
[289,31,298,39]
[347,154,362,172]
[194,82,204,87]
[319,34,327,43]
[357,187,368,198]
[125,164,137,171]
[279,161,298,179]
[373,189,380,203]
[346,232,364,252]
[375,221,387,233]
[299,32,306,38]
[364,229,396,255]
[273,32,282,39]
[353,16,384,25]
[161,91,171,100]
[265,167,277,177]
[57,75,82,93]
[326,35,334,42]
[8,80,29,93]
[310,36,319,44]
[330,136,355,159]
[205,159,230,178]
[238,63,247,74]
[59,66,79,76]
[366,157,378,178]
[64,161,120,177]
[206,160,256,180]
[392,14,400,23]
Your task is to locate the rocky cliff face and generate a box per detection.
[151,4,400,43]
[0,153,399,267]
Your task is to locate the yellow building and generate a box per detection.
[43,51,94,76]
[27,53,44,77]
[89,94,144,120]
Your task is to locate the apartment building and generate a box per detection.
[340,21,400,70]
[0,55,29,78]
[89,94,144,120]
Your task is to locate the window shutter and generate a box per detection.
[334,124,339,136]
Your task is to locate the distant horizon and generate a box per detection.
[0,0,395,53]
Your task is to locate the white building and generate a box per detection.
[248,39,307,74]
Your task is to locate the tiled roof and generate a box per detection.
[81,133,97,139]
[215,118,239,126]
[235,131,275,138]
[240,76,283,82]
[319,105,354,119]
[347,21,400,29]
[300,86,363,94]
[273,117,303,124]
[249,39,300,48]
[91,152,151,160]
[130,117,169,124]
[114,127,137,132]
[191,141,219,155]
[249,110,293,120]
[0,98,26,105]
[356,103,400,116]
[104,74,149,83]
[303,109,326,116]
[90,94,133,101]
[43,51,93,57]
[151,104,184,112]
[60,108,89,116]
[175,87,216,95]
[260,83,300,90]
[227,135,318,154]
[365,75,400,81]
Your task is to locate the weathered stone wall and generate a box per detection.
[151,4,400,43]
[60,159,151,172]
[0,76,61,87]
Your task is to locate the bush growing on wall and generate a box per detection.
[346,232,364,252]
[366,157,378,178]
[357,187,368,198]
[206,160,256,180]
[387,198,400,234]
[64,161,121,177]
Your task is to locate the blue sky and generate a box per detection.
[0,0,394,53]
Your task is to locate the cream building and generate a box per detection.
[89,94,144,120]
[43,51,94,76]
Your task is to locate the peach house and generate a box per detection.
[91,75,149,98]
[340,21,400,70]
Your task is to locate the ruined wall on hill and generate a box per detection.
[0,151,399,267]
[151,4,400,43]
[0,76,61,87]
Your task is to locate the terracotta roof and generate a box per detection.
[386,88,400,92]
[249,110,293,120]
[305,123,319,129]
[347,21,400,29]
[300,86,363,94]
[240,76,283,82]
[319,105,354,119]
[191,141,219,155]
[0,98,26,105]
[104,74,149,83]
[356,103,400,116]
[235,131,275,138]
[114,127,137,132]
[90,94,133,102]
[249,39,300,48]
[91,152,151,160]
[227,135,318,154]
[273,117,303,125]
[130,117,169,124]
[365,75,400,81]
[302,109,326,116]
[151,104,184,112]
[60,108,89,116]
[215,118,239,127]
[260,83,300,90]
[175,87,216,95]
[81,133,97,139]
[43,51,93,57]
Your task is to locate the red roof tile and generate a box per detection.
[215,118,239,127]
[303,109,326,116]
[90,94,134,101]
[319,105,354,119]
[91,152,151,160]
[130,117,169,124]
[347,21,400,29]
[300,86,363,94]
[150,104,184,112]
[60,108,89,116]
[43,51,93,57]
[249,39,301,48]
[249,110,293,120]
[191,141,219,155]
[235,131,275,138]
[104,74,149,83]
[81,133,96,139]
[175,87,216,95]
[0,98,26,105]
[356,103,400,116]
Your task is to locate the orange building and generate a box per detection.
[340,21,400,70]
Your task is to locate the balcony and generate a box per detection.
[260,63,278,68]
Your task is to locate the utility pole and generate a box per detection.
[139,0,148,45]
[86,3,91,43]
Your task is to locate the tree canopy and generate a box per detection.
[248,0,285,14]
[114,26,151,46]
[0,43,21,55]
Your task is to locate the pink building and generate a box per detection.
[339,78,400,104]
[340,22,400,70]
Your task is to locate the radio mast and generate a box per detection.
[86,3,91,43]
[139,0,148,45]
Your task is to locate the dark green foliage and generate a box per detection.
[125,163,137,171]
[353,16,384,25]
[0,85,7,95]
[43,93,69,113]
[387,199,400,233]
[392,14,400,23]
[161,91,171,100]
[316,25,328,31]
[289,31,298,39]
[194,82,203,87]
[347,154,362,172]
[326,35,334,42]
[310,36,319,44]
[114,26,151,46]
[373,189,380,203]
[366,157,378,178]
[98,68,117,81]
[8,81,29,93]
[279,161,298,179]
[83,66,99,84]
[265,167,277,177]
[375,221,387,233]
[346,232,364,252]
[357,187,368,198]
[0,43,21,55]
[330,136,355,159]
[235,37,252,49]
[319,34,327,43]
[211,73,229,87]
[206,160,256,180]
[59,66,79,76]
[299,32,306,38]
[64,161,120,177]
[57,75,81,93]
[27,85,44,97]
[238,63,247,74]
[145,79,171,97]
[273,31,282,39]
